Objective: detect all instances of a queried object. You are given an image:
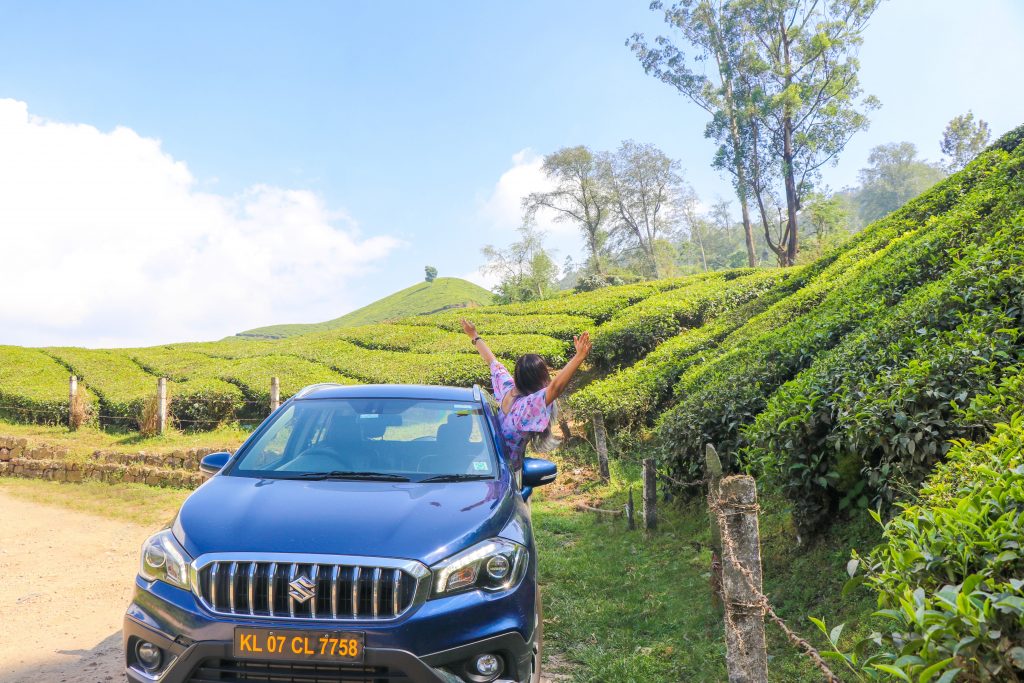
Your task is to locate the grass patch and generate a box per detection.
[0,418,250,458]
[532,451,881,682]
[0,477,189,527]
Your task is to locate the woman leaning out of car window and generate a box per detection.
[461,318,591,470]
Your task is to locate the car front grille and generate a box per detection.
[192,553,431,621]
[187,658,411,682]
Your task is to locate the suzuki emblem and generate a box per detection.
[288,575,317,604]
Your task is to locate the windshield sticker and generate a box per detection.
[472,461,490,472]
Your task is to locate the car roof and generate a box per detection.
[293,383,480,402]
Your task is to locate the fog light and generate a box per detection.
[474,653,501,676]
[485,555,510,581]
[136,641,162,671]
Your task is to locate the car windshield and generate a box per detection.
[231,398,497,481]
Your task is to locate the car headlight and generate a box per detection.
[140,529,192,590]
[431,538,528,596]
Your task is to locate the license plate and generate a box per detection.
[233,627,365,663]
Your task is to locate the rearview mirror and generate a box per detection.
[199,451,231,476]
[522,457,557,489]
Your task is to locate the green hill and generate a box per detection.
[235,277,494,340]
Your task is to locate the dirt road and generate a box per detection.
[0,490,147,682]
[0,490,565,683]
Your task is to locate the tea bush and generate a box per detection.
[472,275,710,323]
[47,347,243,428]
[589,268,796,368]
[745,219,1024,533]
[847,416,1024,682]
[398,311,593,342]
[0,346,94,425]
[653,143,1017,484]
[325,325,568,365]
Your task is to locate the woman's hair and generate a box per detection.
[514,353,551,395]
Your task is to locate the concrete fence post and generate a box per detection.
[270,376,281,412]
[642,458,657,531]
[157,377,167,435]
[718,475,768,683]
[68,375,78,430]
[625,486,636,531]
[593,413,610,482]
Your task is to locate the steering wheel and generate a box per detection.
[289,443,347,469]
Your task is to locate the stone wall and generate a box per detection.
[0,436,232,489]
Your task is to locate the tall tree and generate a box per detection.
[629,0,759,268]
[424,265,438,282]
[941,111,991,172]
[481,225,559,303]
[601,141,684,279]
[736,0,881,265]
[523,146,612,275]
[854,142,946,224]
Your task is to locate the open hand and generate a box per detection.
[573,331,591,359]
[460,318,477,338]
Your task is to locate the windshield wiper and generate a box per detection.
[292,471,411,481]
[419,473,494,483]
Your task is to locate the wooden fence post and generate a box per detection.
[270,376,281,412]
[706,443,726,610]
[642,458,657,531]
[718,475,768,683]
[157,377,167,435]
[626,486,636,531]
[68,375,78,430]
[593,414,610,482]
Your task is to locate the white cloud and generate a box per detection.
[458,267,501,292]
[0,99,402,347]
[476,148,583,269]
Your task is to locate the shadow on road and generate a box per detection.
[1,631,123,683]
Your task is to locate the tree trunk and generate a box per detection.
[782,117,799,267]
[737,180,757,268]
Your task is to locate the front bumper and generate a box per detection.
[124,575,538,683]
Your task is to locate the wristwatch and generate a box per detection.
[472,336,483,344]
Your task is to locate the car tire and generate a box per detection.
[530,590,544,683]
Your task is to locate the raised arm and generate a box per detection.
[460,318,498,366]
[544,332,591,405]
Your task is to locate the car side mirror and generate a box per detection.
[199,451,231,476]
[522,457,557,489]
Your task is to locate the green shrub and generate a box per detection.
[399,311,593,342]
[196,336,492,387]
[847,416,1024,682]
[589,268,796,368]
[0,346,95,425]
[473,275,709,323]
[46,347,243,429]
[653,142,1019,485]
[327,324,569,365]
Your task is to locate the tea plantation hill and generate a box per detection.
[0,124,1021,681]
[235,276,494,340]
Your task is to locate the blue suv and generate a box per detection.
[123,383,558,683]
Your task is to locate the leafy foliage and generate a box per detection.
[0,346,92,425]
[844,417,1024,682]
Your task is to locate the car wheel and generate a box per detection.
[530,590,544,683]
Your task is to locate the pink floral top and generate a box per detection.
[490,360,552,469]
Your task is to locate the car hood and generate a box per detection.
[174,474,515,567]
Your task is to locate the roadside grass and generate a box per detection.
[533,450,881,682]
[0,418,250,458]
[0,477,188,527]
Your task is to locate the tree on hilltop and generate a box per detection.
[424,265,438,282]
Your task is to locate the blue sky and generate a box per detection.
[1,0,1022,346]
